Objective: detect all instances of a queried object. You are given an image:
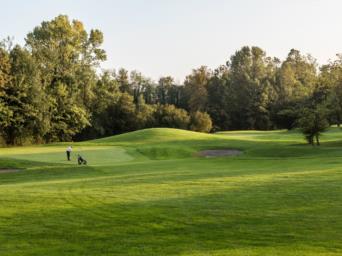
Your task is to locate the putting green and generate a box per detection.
[0,146,133,166]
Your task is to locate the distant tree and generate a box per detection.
[319,56,342,126]
[2,14,342,144]
[142,83,157,104]
[116,68,131,94]
[135,95,156,129]
[207,65,232,131]
[190,111,212,133]
[1,45,48,144]
[228,46,276,130]
[183,66,211,112]
[327,85,342,126]
[272,49,317,129]
[298,105,329,145]
[105,93,137,134]
[0,46,12,132]
[76,71,121,140]
[130,70,154,104]
[154,104,190,129]
[277,49,317,101]
[157,76,173,104]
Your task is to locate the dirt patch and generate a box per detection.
[198,149,242,158]
[0,168,21,174]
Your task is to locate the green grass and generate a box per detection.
[0,128,341,255]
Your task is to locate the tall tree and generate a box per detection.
[76,71,121,140]
[272,49,317,129]
[207,65,232,131]
[157,76,174,104]
[104,93,137,134]
[116,68,131,94]
[277,49,317,101]
[298,105,329,146]
[0,46,12,137]
[135,95,156,129]
[228,46,276,130]
[183,66,211,112]
[25,15,106,141]
[2,46,49,144]
[130,70,153,103]
[319,55,342,126]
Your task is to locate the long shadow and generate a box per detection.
[0,170,341,255]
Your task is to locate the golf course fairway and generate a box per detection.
[0,128,341,255]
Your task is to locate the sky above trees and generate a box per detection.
[1,0,342,81]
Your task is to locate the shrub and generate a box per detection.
[154,104,190,129]
[190,111,212,132]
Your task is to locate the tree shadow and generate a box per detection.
[1,167,341,255]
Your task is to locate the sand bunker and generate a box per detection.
[0,168,21,174]
[198,149,242,157]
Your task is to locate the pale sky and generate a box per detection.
[1,0,342,82]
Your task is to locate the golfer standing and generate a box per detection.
[66,146,72,161]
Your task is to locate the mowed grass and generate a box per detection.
[0,128,341,256]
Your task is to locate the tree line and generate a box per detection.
[0,15,341,145]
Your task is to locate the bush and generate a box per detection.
[154,104,190,129]
[297,105,329,145]
[190,111,212,132]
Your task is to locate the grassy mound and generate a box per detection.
[91,128,214,145]
[91,128,223,159]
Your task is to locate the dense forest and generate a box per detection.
[1,15,341,146]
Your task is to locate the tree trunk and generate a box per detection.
[307,135,314,146]
[315,134,320,146]
[337,113,341,127]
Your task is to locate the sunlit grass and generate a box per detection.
[0,128,341,255]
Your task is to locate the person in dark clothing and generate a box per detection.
[78,154,87,165]
[66,146,72,161]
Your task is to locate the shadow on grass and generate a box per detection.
[0,170,341,255]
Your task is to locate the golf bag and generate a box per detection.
[77,155,87,165]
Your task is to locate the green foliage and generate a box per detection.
[271,49,318,129]
[156,76,180,105]
[135,95,156,129]
[76,71,121,139]
[277,49,317,101]
[0,47,11,87]
[319,56,342,126]
[183,66,211,112]
[207,66,231,131]
[0,46,12,130]
[228,46,275,129]
[116,68,131,94]
[275,104,300,130]
[0,45,49,144]
[154,104,190,129]
[2,16,342,145]
[104,92,137,134]
[190,111,212,132]
[25,15,106,142]
[298,105,329,145]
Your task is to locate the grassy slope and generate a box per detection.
[0,128,341,256]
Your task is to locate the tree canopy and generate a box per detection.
[1,15,341,145]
